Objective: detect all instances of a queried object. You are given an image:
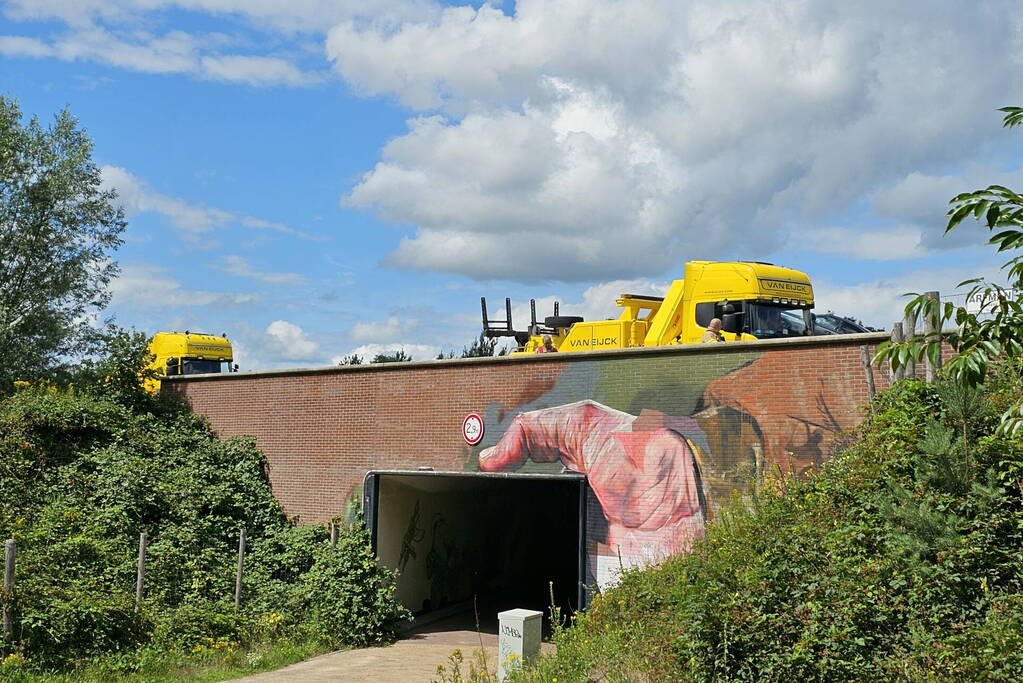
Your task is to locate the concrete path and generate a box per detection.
[231,617,554,683]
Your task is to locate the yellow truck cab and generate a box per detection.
[145,332,234,393]
[482,261,815,354]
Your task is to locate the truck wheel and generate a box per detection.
[544,316,584,328]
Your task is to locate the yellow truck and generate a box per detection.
[144,332,235,392]
[482,261,815,354]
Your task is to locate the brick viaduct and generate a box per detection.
[164,332,894,526]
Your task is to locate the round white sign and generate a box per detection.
[462,413,485,445]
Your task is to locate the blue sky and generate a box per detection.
[1,0,1020,369]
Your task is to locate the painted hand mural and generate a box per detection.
[478,400,705,568]
[467,348,870,594]
[701,352,861,477]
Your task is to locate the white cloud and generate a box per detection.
[199,54,321,86]
[1,26,201,74]
[264,320,319,360]
[218,255,305,284]
[349,315,418,343]
[331,343,441,364]
[332,0,1023,281]
[0,0,436,84]
[802,226,930,261]
[225,321,331,371]
[2,0,434,33]
[0,35,53,57]
[873,165,1023,251]
[0,23,318,86]
[101,166,316,240]
[102,166,231,236]
[503,278,671,329]
[348,99,693,280]
[813,261,1008,329]
[110,264,259,308]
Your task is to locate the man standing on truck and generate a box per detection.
[701,318,724,343]
[535,334,558,353]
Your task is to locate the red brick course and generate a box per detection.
[164,333,902,525]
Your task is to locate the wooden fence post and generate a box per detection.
[923,291,942,383]
[890,322,904,381]
[860,345,876,399]
[234,528,246,609]
[903,308,918,380]
[330,522,338,549]
[3,539,15,641]
[135,532,147,613]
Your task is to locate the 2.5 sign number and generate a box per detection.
[463,413,485,445]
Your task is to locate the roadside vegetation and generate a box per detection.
[510,372,1023,681]
[0,331,409,681]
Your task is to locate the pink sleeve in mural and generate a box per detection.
[479,400,704,565]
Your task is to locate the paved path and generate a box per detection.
[231,637,493,683]
[231,618,554,683]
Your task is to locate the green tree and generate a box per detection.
[460,331,498,358]
[337,353,364,366]
[0,98,126,390]
[877,106,1023,436]
[371,349,412,363]
[71,325,161,411]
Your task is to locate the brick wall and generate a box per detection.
[164,332,892,526]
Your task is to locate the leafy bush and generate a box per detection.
[519,374,1023,681]
[0,369,407,672]
[148,601,246,653]
[302,525,410,647]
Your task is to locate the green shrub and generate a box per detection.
[0,382,408,672]
[520,375,1023,681]
[149,601,247,652]
[303,525,411,647]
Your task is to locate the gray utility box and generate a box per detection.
[497,608,543,681]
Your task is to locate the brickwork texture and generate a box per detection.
[165,333,892,587]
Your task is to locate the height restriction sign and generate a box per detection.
[462,413,484,445]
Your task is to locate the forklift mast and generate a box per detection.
[480,297,565,349]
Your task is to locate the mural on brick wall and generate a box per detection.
[469,349,863,590]
[167,338,878,608]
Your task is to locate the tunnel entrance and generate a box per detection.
[364,470,587,621]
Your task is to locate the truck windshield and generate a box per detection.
[747,304,812,339]
[181,359,229,375]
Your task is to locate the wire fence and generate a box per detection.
[1,521,345,643]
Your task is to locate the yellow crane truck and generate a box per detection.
[482,261,815,354]
[144,332,235,392]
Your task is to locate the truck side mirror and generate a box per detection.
[721,313,743,334]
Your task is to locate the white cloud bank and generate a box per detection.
[330,0,1023,281]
